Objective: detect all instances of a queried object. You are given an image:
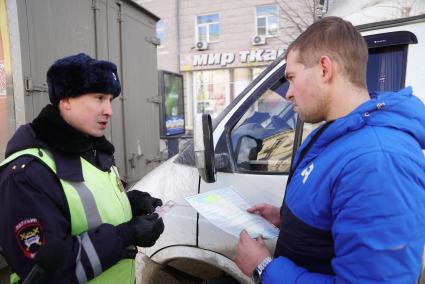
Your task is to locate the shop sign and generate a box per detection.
[189,47,285,68]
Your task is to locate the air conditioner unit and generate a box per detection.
[195,41,208,51]
[252,35,266,46]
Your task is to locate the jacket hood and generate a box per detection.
[297,87,425,165]
[357,87,425,148]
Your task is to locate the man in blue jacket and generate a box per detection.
[235,17,425,283]
[0,53,164,283]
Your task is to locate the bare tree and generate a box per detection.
[358,0,419,18]
[325,0,424,25]
[274,0,332,45]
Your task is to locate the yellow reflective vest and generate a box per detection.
[1,148,135,284]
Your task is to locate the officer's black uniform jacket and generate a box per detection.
[0,105,132,283]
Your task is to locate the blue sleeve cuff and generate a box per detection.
[262,257,334,284]
[262,256,306,284]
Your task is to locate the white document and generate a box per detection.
[185,186,279,239]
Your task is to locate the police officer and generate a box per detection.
[0,53,164,283]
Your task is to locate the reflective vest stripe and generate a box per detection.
[81,232,102,276]
[69,181,103,229]
[75,236,88,284]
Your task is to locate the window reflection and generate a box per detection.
[231,78,296,173]
[193,69,229,119]
[156,20,165,47]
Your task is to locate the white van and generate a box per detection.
[133,15,425,284]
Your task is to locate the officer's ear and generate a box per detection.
[58,97,72,111]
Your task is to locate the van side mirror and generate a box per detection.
[194,114,216,183]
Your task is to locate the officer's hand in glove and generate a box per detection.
[127,190,163,216]
[124,214,164,247]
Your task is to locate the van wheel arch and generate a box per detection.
[141,246,251,283]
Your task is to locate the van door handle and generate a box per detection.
[129,152,143,169]
[146,155,161,165]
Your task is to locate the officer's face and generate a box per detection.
[59,93,114,137]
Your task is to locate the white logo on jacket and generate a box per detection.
[301,163,314,183]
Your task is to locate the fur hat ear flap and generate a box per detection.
[47,53,121,105]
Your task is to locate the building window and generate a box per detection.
[196,13,220,42]
[256,5,278,37]
[156,20,165,47]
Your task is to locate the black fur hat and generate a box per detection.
[46,53,121,105]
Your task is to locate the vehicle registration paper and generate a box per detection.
[185,186,279,239]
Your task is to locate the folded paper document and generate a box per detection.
[185,186,279,239]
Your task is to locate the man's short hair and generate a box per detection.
[285,16,368,88]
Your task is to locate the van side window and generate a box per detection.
[367,45,407,92]
[230,78,296,173]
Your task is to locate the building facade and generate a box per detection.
[137,0,316,131]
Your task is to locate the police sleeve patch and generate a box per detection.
[14,218,45,259]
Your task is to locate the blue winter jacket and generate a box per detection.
[263,87,425,284]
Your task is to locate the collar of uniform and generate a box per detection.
[52,151,85,182]
[51,149,114,182]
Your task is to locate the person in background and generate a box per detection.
[0,53,164,283]
[235,16,425,284]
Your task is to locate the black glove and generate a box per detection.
[127,190,163,216]
[117,214,164,248]
[121,245,138,259]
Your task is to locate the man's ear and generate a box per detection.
[58,97,71,110]
[318,55,333,83]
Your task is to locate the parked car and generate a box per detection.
[133,14,425,284]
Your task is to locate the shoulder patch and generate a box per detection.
[14,218,45,259]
